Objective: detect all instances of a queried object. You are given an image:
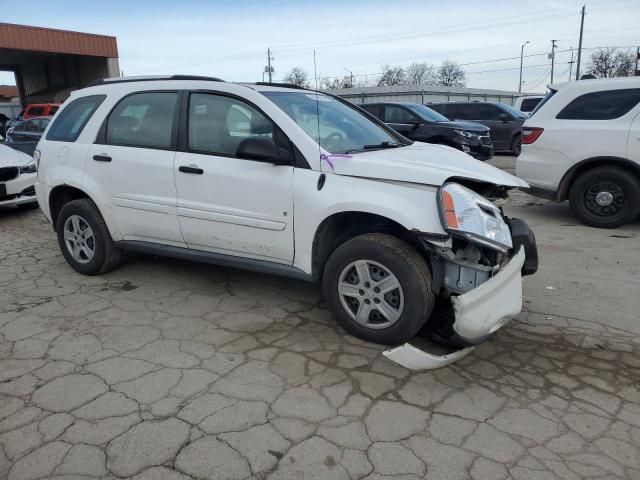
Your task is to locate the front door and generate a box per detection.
[86,91,184,245]
[383,105,417,138]
[174,92,294,263]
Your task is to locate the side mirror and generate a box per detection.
[408,120,423,129]
[236,137,288,165]
[498,113,510,122]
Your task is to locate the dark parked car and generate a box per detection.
[361,102,493,160]
[3,117,50,156]
[428,101,527,155]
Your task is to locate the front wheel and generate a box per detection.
[56,199,122,275]
[569,167,640,228]
[322,233,434,345]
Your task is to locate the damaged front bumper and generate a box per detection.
[384,247,525,369]
[384,218,537,370]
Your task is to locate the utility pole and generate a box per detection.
[264,48,274,83]
[550,40,558,84]
[568,48,575,81]
[519,41,529,92]
[344,68,354,88]
[576,5,586,80]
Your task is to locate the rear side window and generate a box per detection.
[47,95,106,142]
[106,92,177,149]
[556,88,640,120]
[520,98,541,112]
[361,105,382,119]
[446,104,472,120]
[27,106,45,116]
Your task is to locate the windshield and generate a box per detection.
[500,103,528,119]
[261,91,403,154]
[405,104,450,122]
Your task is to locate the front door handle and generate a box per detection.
[93,154,112,162]
[179,165,204,175]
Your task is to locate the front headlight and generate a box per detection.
[20,161,37,174]
[454,130,479,140]
[439,182,513,252]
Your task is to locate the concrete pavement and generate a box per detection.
[1,159,639,479]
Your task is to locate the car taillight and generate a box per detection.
[521,127,544,145]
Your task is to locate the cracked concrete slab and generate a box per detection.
[1,157,639,479]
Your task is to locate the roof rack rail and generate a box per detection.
[87,75,225,87]
[253,82,310,90]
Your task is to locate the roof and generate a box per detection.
[0,22,118,57]
[0,85,18,98]
[549,76,640,91]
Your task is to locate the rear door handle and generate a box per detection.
[179,165,204,174]
[93,154,112,162]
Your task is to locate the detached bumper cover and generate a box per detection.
[383,344,475,370]
[451,246,525,342]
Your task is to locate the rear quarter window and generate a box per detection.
[46,95,106,142]
[556,88,640,120]
[26,106,45,116]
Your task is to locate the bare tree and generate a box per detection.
[283,67,309,87]
[405,62,436,85]
[437,60,466,87]
[377,65,406,86]
[321,75,354,90]
[586,48,635,78]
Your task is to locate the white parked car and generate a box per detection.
[35,76,538,367]
[514,95,544,116]
[517,77,640,228]
[0,143,38,209]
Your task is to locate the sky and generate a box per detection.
[1,0,639,93]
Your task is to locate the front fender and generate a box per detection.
[292,169,445,273]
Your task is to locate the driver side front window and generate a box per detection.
[188,93,274,157]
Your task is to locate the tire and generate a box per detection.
[568,167,640,229]
[322,233,434,345]
[511,134,521,156]
[56,198,122,275]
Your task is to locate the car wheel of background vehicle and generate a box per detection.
[56,199,122,275]
[322,233,434,345]
[569,166,640,228]
[511,134,521,156]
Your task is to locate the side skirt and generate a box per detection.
[115,240,313,282]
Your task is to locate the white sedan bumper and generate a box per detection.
[0,172,37,207]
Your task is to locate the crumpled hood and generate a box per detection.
[322,142,528,188]
[0,144,33,167]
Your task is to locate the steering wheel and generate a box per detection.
[324,132,345,150]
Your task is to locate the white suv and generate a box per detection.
[35,76,537,363]
[517,77,640,228]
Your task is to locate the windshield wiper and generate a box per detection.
[363,141,401,150]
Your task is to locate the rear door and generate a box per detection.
[86,91,184,245]
[174,91,294,262]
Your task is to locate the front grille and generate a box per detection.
[0,167,19,182]
[480,136,492,146]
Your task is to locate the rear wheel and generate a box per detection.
[56,199,122,275]
[322,233,434,345]
[569,167,640,228]
[511,134,521,156]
